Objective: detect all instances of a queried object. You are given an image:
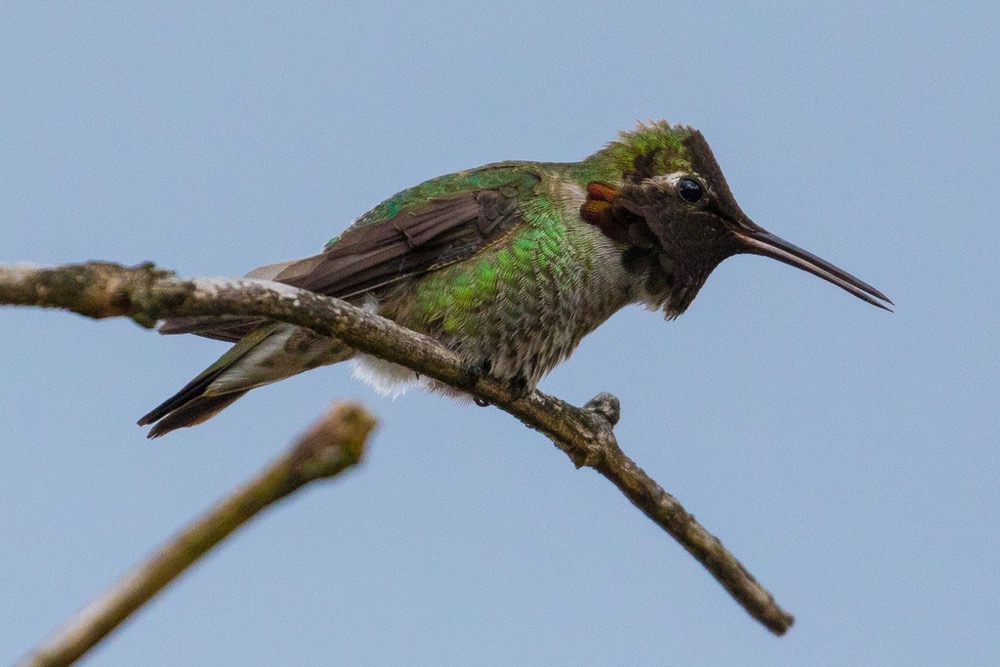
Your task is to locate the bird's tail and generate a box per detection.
[138,323,352,438]
[141,392,248,439]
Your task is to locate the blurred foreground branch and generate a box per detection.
[19,401,377,667]
[0,261,794,636]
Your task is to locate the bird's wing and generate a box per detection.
[159,167,541,341]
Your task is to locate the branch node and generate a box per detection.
[584,392,621,427]
[128,263,183,328]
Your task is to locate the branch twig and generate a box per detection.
[18,401,377,667]
[0,261,794,635]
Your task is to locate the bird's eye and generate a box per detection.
[677,178,703,204]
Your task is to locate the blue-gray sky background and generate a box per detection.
[2,3,997,665]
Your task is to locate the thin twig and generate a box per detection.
[0,261,794,634]
[19,401,377,667]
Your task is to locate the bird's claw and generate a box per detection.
[466,359,532,405]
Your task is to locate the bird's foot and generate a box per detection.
[466,358,491,407]
[465,360,533,405]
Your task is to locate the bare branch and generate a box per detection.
[19,401,377,667]
[0,261,794,635]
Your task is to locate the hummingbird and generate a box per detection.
[139,121,891,437]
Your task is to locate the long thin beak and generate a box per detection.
[735,227,893,311]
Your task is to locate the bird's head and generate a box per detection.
[581,121,891,317]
